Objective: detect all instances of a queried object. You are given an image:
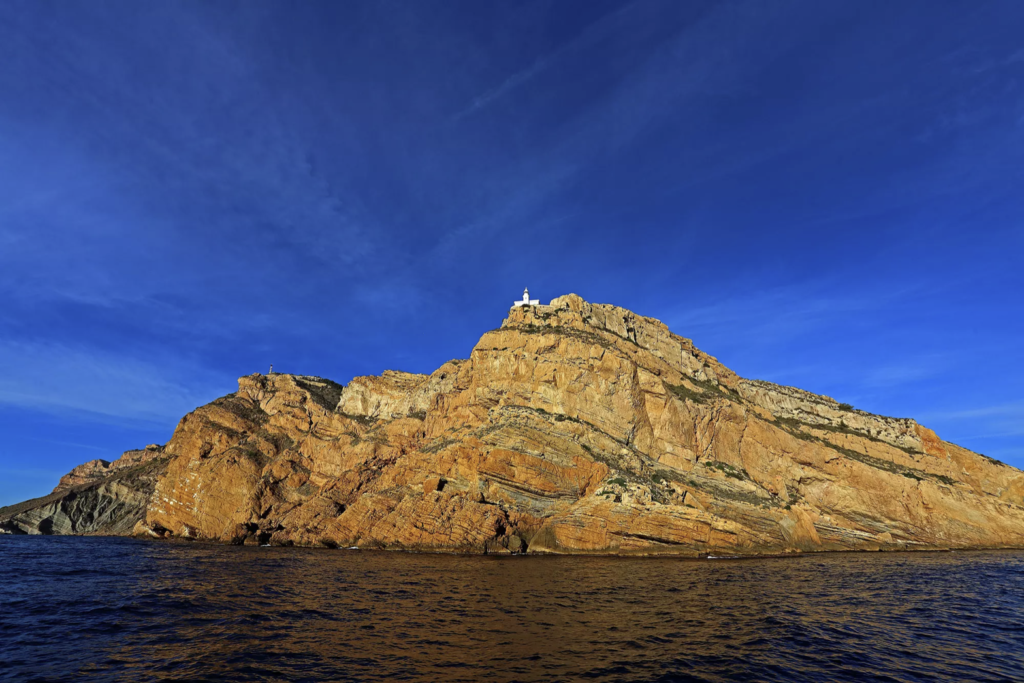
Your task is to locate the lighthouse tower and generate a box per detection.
[513,287,540,307]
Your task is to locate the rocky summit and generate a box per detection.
[3,294,1023,555]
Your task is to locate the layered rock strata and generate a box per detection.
[4,294,1023,554]
[0,453,168,535]
[53,444,165,493]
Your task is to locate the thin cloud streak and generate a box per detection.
[455,57,549,121]
[925,402,1024,421]
[0,341,227,424]
[453,1,640,121]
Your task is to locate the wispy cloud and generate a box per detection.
[453,2,639,120]
[862,355,949,389]
[24,437,112,453]
[455,57,549,121]
[925,401,1024,438]
[919,402,1024,458]
[0,341,228,424]
[663,281,917,348]
[0,467,66,479]
[0,5,375,316]
[926,402,1024,424]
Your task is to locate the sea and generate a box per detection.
[1,537,1022,682]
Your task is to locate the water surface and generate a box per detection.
[1,537,1022,682]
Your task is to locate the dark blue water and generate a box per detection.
[1,537,1022,682]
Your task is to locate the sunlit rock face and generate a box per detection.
[52,445,166,493]
[6,294,1024,554]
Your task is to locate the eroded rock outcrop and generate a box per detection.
[53,445,165,493]
[1,453,168,536]
[5,294,1023,554]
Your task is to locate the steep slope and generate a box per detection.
[51,445,165,493]
[0,450,168,535]
[5,294,1023,554]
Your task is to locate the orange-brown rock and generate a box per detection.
[7,294,1024,553]
[53,459,114,492]
[53,444,165,493]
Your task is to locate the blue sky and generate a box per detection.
[1,1,1022,506]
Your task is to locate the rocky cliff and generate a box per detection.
[51,444,165,493]
[0,448,168,536]
[4,294,1023,554]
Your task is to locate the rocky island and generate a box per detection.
[3,294,1023,555]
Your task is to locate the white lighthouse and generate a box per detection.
[513,287,540,307]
